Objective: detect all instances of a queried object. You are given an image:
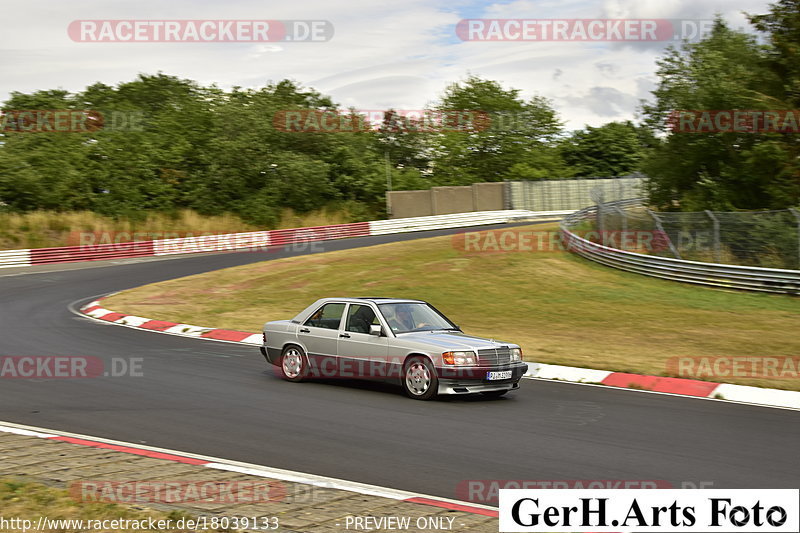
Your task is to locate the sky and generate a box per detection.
[0,0,774,131]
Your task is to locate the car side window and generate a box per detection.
[345,304,378,334]
[304,303,346,330]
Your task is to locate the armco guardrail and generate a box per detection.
[29,241,155,265]
[370,210,568,235]
[0,249,31,268]
[0,210,564,269]
[561,202,800,294]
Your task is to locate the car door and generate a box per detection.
[299,302,345,372]
[337,303,389,380]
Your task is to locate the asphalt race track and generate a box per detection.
[1,224,798,501]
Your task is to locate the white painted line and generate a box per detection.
[0,425,58,439]
[0,420,498,514]
[205,462,415,501]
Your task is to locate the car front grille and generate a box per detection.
[477,347,512,366]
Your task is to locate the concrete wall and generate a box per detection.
[387,182,505,219]
[388,190,434,218]
[472,182,505,211]
[387,177,645,218]
[431,186,474,215]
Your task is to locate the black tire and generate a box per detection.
[481,389,509,398]
[402,356,438,400]
[279,345,308,382]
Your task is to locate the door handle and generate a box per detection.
[339,333,351,338]
[299,328,310,333]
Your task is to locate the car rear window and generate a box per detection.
[304,302,346,330]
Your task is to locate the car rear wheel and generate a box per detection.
[280,346,308,382]
[403,357,437,400]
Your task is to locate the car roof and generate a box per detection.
[292,297,430,324]
[324,297,426,304]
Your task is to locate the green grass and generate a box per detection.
[0,478,228,532]
[104,223,800,391]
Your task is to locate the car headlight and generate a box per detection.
[443,351,476,366]
[510,348,522,361]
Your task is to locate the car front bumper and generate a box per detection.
[434,362,528,395]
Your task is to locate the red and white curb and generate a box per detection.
[79,299,800,411]
[80,298,262,345]
[0,421,498,517]
[525,363,800,410]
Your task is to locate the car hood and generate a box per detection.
[396,331,516,351]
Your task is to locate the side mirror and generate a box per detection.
[369,324,383,336]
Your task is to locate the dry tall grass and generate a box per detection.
[0,208,359,250]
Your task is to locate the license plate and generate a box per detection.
[486,370,512,380]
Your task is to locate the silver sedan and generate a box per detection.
[260,297,527,400]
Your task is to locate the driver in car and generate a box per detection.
[388,306,429,331]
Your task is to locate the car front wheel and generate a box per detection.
[402,357,438,400]
[279,345,308,382]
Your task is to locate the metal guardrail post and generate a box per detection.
[790,208,800,270]
[614,206,628,233]
[646,209,681,259]
[705,210,721,263]
[614,205,627,250]
[596,191,605,245]
[384,148,392,217]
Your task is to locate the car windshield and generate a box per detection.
[378,302,457,334]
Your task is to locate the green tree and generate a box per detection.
[427,76,566,184]
[640,17,796,210]
[560,121,651,177]
[748,0,800,208]
[0,90,97,211]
